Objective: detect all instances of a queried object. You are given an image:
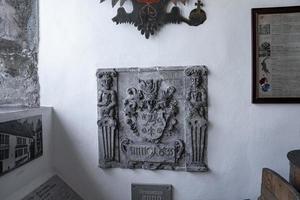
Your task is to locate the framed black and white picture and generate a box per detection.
[252,6,300,103]
[0,115,43,176]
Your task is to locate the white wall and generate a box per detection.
[39,0,300,199]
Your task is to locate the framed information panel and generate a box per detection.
[252,6,300,103]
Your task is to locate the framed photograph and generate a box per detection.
[252,6,300,103]
[0,115,43,177]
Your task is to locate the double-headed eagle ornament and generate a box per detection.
[99,0,207,39]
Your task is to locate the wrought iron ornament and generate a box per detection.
[97,66,209,172]
[99,0,207,39]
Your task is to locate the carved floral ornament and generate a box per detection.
[97,66,209,172]
[98,0,207,39]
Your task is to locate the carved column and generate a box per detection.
[185,66,209,172]
[97,70,119,168]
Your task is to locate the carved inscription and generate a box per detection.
[97,66,209,171]
[121,140,183,164]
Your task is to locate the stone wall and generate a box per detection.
[0,0,39,107]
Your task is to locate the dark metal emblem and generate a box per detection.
[99,0,207,39]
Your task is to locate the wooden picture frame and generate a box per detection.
[252,6,300,103]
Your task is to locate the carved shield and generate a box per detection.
[137,110,166,141]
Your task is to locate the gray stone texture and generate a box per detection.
[97,66,209,172]
[0,0,39,107]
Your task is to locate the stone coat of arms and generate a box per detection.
[97,66,209,172]
[124,79,178,142]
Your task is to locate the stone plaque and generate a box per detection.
[0,0,40,107]
[97,66,209,172]
[132,184,172,200]
[22,175,83,200]
[0,115,43,176]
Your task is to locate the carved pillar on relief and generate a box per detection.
[97,70,120,168]
[185,66,209,172]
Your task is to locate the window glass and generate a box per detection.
[5,135,9,144]
[5,149,9,159]
[15,149,22,157]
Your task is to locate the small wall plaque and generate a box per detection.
[132,184,172,200]
[22,175,83,200]
[97,66,209,172]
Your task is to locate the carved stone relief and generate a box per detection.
[97,71,119,167]
[97,66,209,172]
[0,0,39,107]
[185,66,208,172]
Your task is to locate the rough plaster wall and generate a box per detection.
[0,0,39,107]
[39,0,300,199]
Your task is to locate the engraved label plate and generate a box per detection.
[22,175,83,200]
[132,184,172,200]
[97,66,209,172]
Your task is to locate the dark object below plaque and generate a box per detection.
[22,175,84,200]
[132,184,172,200]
